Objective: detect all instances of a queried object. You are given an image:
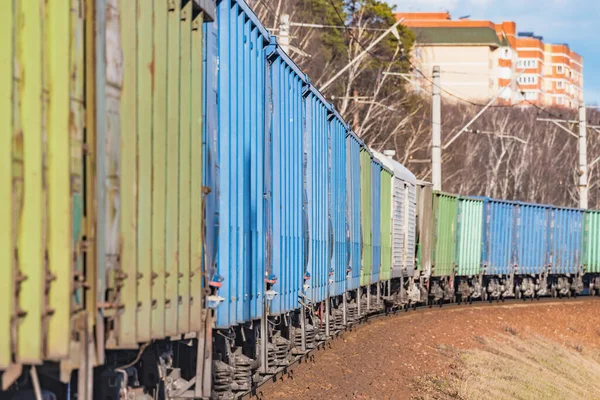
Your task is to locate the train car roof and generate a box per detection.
[372,151,417,184]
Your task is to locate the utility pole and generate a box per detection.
[279,14,290,54]
[537,104,590,209]
[432,66,442,191]
[579,103,588,209]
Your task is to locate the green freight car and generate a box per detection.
[432,192,457,277]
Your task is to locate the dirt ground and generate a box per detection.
[254,298,600,400]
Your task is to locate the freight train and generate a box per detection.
[2,0,599,399]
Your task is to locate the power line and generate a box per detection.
[325,0,520,109]
[326,0,394,64]
[400,55,524,109]
[326,0,547,113]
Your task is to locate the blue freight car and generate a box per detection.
[265,42,307,316]
[346,132,363,292]
[303,84,330,305]
[329,109,349,297]
[482,197,516,276]
[514,202,550,275]
[550,206,583,275]
[204,0,270,328]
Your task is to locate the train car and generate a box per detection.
[204,0,270,330]
[380,168,393,283]
[360,149,373,294]
[330,109,349,301]
[371,152,394,286]
[513,202,551,298]
[481,198,516,301]
[548,206,584,296]
[371,154,418,305]
[583,210,600,294]
[416,183,434,279]
[371,158,383,292]
[303,84,330,308]
[346,132,363,320]
[0,0,88,376]
[265,42,306,318]
[455,196,485,301]
[430,193,458,303]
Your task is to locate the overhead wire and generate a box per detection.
[327,0,563,119]
[326,0,524,110]
[326,0,394,64]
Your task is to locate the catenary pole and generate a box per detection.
[579,103,588,209]
[432,66,442,191]
[279,14,290,54]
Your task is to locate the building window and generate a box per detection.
[557,65,564,74]
[557,81,564,89]
[518,75,538,85]
[557,97,564,105]
[517,59,537,69]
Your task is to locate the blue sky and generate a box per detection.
[388,0,600,105]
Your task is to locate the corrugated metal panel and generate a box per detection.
[550,207,583,274]
[391,177,405,278]
[416,184,433,276]
[346,134,362,291]
[514,203,549,275]
[3,0,81,365]
[303,86,329,304]
[136,0,154,343]
[164,0,182,338]
[456,197,483,277]
[371,160,382,283]
[150,0,168,340]
[0,0,13,369]
[266,44,306,315]
[406,184,417,275]
[583,211,600,273]
[432,193,457,277]
[61,0,85,357]
[177,1,193,336]
[482,198,515,275]
[380,170,393,281]
[104,0,206,344]
[104,0,123,347]
[207,0,269,328]
[360,150,372,286]
[330,111,348,296]
[203,13,218,322]
[113,0,139,347]
[16,0,45,364]
[371,152,398,280]
[189,12,205,333]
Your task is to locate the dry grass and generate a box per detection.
[414,334,600,400]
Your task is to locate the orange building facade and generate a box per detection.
[395,12,583,109]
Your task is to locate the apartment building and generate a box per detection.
[395,12,583,109]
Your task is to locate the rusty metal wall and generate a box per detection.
[416,184,433,277]
[104,0,205,348]
[0,0,85,369]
